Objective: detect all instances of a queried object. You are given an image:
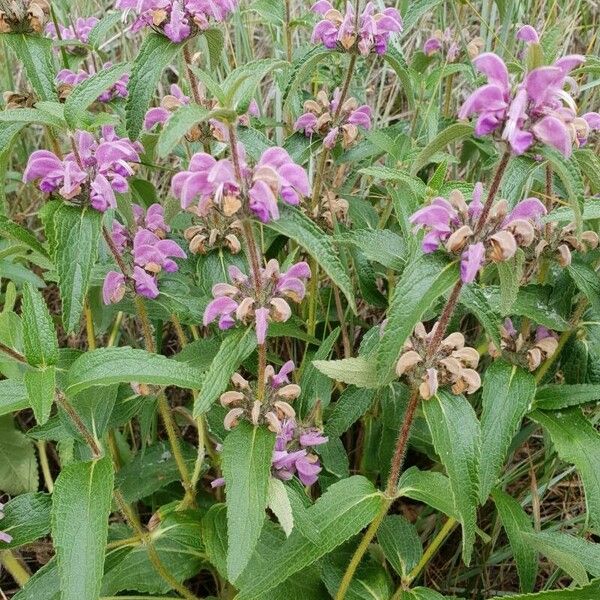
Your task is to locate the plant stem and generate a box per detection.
[284,0,293,63]
[85,301,96,350]
[0,550,30,587]
[55,392,102,458]
[103,225,130,276]
[474,148,512,235]
[0,341,26,363]
[37,441,54,493]
[426,279,464,358]
[183,42,202,106]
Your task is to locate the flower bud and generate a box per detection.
[506,219,535,246]
[448,189,469,215]
[489,199,509,221]
[223,194,242,217]
[419,368,439,400]
[264,410,282,433]
[582,230,599,250]
[276,384,302,401]
[441,331,465,350]
[395,350,422,376]
[341,123,358,148]
[224,407,245,430]
[452,347,480,369]
[220,390,245,407]
[250,400,261,425]
[189,234,208,254]
[270,297,292,322]
[535,336,558,357]
[557,244,572,267]
[236,297,255,321]
[225,233,241,254]
[231,373,250,389]
[274,400,296,418]
[452,368,481,395]
[439,356,462,377]
[304,99,322,113]
[445,225,473,253]
[489,230,517,262]
[527,347,542,371]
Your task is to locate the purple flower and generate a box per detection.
[311,1,402,55]
[516,25,539,44]
[132,266,160,299]
[459,33,593,156]
[116,0,238,42]
[23,128,141,212]
[294,89,372,149]
[203,260,310,341]
[144,84,190,130]
[103,271,127,304]
[0,503,12,545]
[46,17,99,52]
[410,184,545,283]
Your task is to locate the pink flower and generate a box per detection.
[23,128,141,212]
[144,84,190,130]
[203,260,310,342]
[103,271,127,304]
[459,32,595,156]
[46,16,99,52]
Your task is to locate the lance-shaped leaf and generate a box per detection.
[313,357,379,388]
[377,254,459,383]
[423,391,480,565]
[235,476,384,598]
[66,347,202,396]
[283,46,333,110]
[49,205,101,333]
[222,422,276,582]
[265,206,356,314]
[531,409,600,531]
[3,34,57,101]
[21,283,59,368]
[0,416,38,495]
[126,33,183,139]
[567,260,600,316]
[156,104,211,157]
[52,457,114,600]
[378,515,423,579]
[479,361,536,502]
[0,492,51,550]
[411,123,474,175]
[24,366,56,426]
[535,384,600,410]
[492,489,537,593]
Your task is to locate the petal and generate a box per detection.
[255,307,270,344]
[102,271,126,305]
[460,242,485,283]
[525,66,563,104]
[532,115,572,157]
[505,197,546,224]
[132,266,160,299]
[458,84,508,119]
[473,52,509,91]
[204,296,239,325]
[516,25,539,43]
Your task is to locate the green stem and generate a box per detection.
[55,392,102,458]
[0,550,30,587]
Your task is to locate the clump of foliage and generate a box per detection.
[1,1,600,599]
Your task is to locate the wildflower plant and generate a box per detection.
[2,2,600,600]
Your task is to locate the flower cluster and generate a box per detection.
[0,0,49,34]
[204,260,310,344]
[45,16,99,51]
[213,362,328,486]
[57,63,129,103]
[459,39,600,156]
[294,89,372,149]
[396,323,481,400]
[311,1,402,55]
[489,319,559,371]
[423,28,483,62]
[535,222,599,267]
[24,126,142,212]
[103,203,186,303]
[410,183,546,283]
[171,146,310,224]
[0,503,12,544]
[115,0,238,43]
[144,84,190,131]
[309,190,349,230]
[184,211,242,255]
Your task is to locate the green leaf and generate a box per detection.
[101,511,204,595]
[268,477,294,537]
[0,379,28,416]
[313,357,379,388]
[0,215,48,257]
[492,489,537,593]
[541,147,584,232]
[0,107,65,129]
[402,0,443,32]
[265,206,356,313]
[378,515,423,578]
[376,254,459,383]
[126,33,183,139]
[423,391,480,564]
[24,366,56,426]
[235,476,384,599]
[525,531,600,583]
[0,123,27,208]
[459,284,503,350]
[282,46,333,110]
[498,249,525,314]
[382,48,415,109]
[568,259,600,316]
[3,34,57,101]
[52,457,114,600]
[193,328,257,416]
[575,149,600,194]
[411,123,474,175]
[156,104,210,157]
[336,229,405,270]
[0,492,51,550]
[531,409,600,531]
[66,347,202,396]
[12,559,59,600]
[0,416,38,495]
[324,387,376,437]
[359,166,428,197]
[87,12,122,49]
[479,361,536,502]
[203,27,225,70]
[535,384,600,410]
[222,422,276,582]
[21,283,59,367]
[116,440,197,503]
[486,579,600,598]
[398,588,448,600]
[202,503,228,578]
[64,63,129,128]
[49,205,101,333]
